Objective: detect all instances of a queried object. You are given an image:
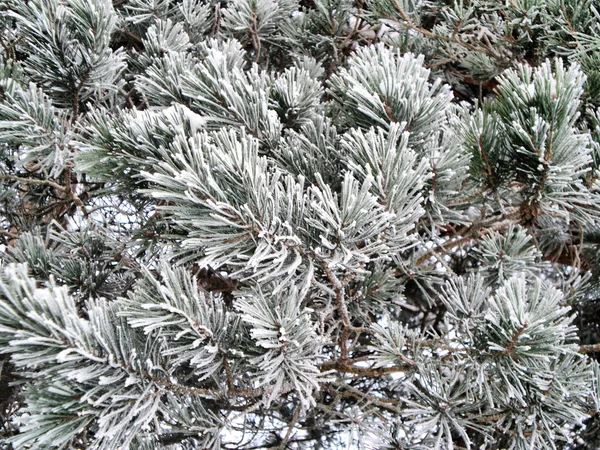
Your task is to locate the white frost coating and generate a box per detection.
[163,105,207,134]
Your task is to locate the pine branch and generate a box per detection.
[2,1,600,447]
[388,0,503,61]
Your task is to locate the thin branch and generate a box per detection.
[500,321,528,357]
[579,343,600,354]
[1,174,67,192]
[0,174,89,216]
[415,209,521,266]
[331,381,401,413]
[322,264,369,362]
[278,405,301,450]
[0,229,18,240]
[320,358,413,376]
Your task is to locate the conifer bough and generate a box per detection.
[1,0,600,448]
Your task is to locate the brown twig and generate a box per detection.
[279,405,301,450]
[1,174,67,191]
[320,358,413,377]
[332,382,401,413]
[500,321,528,357]
[415,209,521,267]
[579,343,600,354]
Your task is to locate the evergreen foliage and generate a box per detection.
[1,0,600,448]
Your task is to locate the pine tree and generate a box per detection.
[1,0,600,448]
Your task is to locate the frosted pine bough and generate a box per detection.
[1,0,600,448]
